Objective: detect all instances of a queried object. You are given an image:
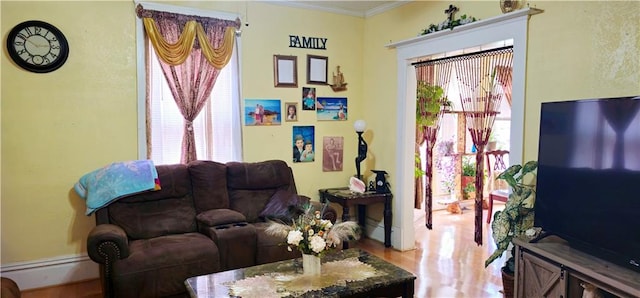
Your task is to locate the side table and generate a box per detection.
[318,187,392,248]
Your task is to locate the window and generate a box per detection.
[137,3,243,165]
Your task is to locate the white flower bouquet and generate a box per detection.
[266,204,360,257]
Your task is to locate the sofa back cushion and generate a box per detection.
[107,164,197,239]
[226,160,297,222]
[187,160,230,212]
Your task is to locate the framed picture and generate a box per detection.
[322,136,344,172]
[302,87,316,110]
[244,99,281,126]
[292,126,315,163]
[316,97,348,121]
[273,55,297,88]
[306,55,328,85]
[284,102,298,122]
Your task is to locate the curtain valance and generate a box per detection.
[136,4,240,68]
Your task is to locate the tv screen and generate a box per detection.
[535,96,640,272]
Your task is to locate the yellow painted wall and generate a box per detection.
[1,0,639,267]
[1,1,364,264]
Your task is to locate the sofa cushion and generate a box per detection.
[226,160,295,190]
[188,160,230,212]
[259,190,304,222]
[112,233,219,297]
[108,164,197,239]
[197,208,246,226]
[253,222,301,265]
[229,189,275,223]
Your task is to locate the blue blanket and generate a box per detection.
[74,160,160,215]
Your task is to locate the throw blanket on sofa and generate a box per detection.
[75,160,161,215]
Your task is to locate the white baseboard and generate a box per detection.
[0,254,99,291]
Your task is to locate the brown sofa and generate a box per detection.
[86,160,336,298]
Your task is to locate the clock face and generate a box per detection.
[6,20,69,73]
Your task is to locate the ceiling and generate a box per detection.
[266,1,411,18]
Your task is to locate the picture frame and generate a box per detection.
[284,102,298,122]
[301,87,316,111]
[306,55,328,85]
[316,97,348,121]
[322,136,344,172]
[244,99,282,126]
[273,55,297,88]
[292,126,315,163]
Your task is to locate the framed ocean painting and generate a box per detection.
[316,97,347,121]
[244,99,281,126]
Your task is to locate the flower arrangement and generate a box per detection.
[266,204,360,257]
[420,14,478,36]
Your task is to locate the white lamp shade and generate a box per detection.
[354,120,366,132]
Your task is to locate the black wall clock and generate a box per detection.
[6,20,69,73]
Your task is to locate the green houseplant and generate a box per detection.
[416,81,445,128]
[485,160,538,296]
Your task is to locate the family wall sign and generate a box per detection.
[289,35,327,50]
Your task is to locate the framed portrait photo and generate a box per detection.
[284,102,298,122]
[302,87,316,111]
[274,55,297,88]
[306,55,328,85]
[292,126,315,163]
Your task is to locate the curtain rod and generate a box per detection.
[412,45,513,67]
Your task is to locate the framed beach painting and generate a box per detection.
[316,97,347,121]
[322,136,344,172]
[292,126,315,163]
[244,99,281,126]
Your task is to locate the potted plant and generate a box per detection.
[461,157,476,198]
[484,160,538,298]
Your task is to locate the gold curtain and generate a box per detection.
[142,18,236,69]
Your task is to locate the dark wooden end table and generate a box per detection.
[319,187,392,248]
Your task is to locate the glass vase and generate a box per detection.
[302,253,322,275]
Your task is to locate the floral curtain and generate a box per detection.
[137,5,240,163]
[453,47,513,245]
[414,61,453,229]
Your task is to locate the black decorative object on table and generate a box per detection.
[354,120,367,180]
[371,170,390,194]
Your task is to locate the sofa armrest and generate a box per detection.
[86,224,129,264]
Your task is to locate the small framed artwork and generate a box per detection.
[292,126,315,163]
[307,55,328,85]
[302,87,316,110]
[273,55,297,88]
[316,97,348,121]
[244,99,282,126]
[284,102,298,122]
[323,136,344,172]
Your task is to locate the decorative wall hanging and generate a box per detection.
[420,4,477,35]
[288,35,327,50]
[274,55,297,87]
[302,87,316,110]
[284,102,298,122]
[316,97,347,121]
[307,55,328,85]
[322,136,344,172]
[330,66,348,92]
[292,126,315,163]
[244,99,281,126]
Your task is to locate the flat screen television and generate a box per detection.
[535,96,640,273]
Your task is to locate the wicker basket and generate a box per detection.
[501,267,515,298]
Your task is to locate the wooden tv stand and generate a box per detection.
[513,235,640,297]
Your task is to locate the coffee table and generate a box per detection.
[185,249,415,297]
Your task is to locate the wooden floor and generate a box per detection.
[21,203,505,298]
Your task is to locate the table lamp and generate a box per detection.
[354,120,367,180]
